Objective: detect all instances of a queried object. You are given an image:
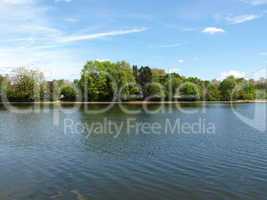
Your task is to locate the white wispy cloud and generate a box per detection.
[202,27,225,35]
[0,47,82,79]
[178,59,184,64]
[0,0,147,79]
[167,67,181,73]
[58,28,147,43]
[225,14,260,24]
[219,70,246,80]
[241,0,267,5]
[0,0,33,5]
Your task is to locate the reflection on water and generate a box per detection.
[0,103,267,200]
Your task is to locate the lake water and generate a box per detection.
[0,103,267,200]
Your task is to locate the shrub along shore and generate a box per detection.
[0,60,266,102]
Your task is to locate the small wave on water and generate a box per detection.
[0,104,267,200]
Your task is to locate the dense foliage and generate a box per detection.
[79,61,137,101]
[60,85,78,101]
[0,60,265,102]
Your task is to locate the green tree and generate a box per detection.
[80,61,114,101]
[253,78,267,99]
[237,80,256,100]
[137,66,152,98]
[115,61,137,100]
[185,77,205,100]
[7,68,45,102]
[219,76,237,101]
[80,60,137,101]
[164,73,182,100]
[0,75,9,102]
[179,82,200,101]
[204,81,221,101]
[133,65,138,82]
[145,83,165,101]
[151,68,166,83]
[60,85,77,101]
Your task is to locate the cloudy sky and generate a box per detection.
[0,0,267,80]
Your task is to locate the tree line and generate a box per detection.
[0,60,266,102]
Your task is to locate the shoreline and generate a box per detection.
[1,100,267,105]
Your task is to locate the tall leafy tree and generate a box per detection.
[145,83,166,101]
[60,85,77,101]
[132,65,138,82]
[137,66,152,98]
[80,61,115,101]
[179,82,200,101]
[151,68,166,83]
[219,76,237,101]
[164,73,183,100]
[237,80,256,100]
[0,75,9,102]
[80,60,137,101]
[204,81,221,101]
[7,68,45,102]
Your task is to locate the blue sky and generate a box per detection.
[0,0,267,80]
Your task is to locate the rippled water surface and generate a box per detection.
[0,103,267,200]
